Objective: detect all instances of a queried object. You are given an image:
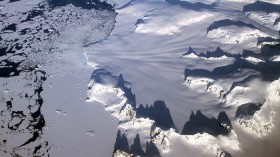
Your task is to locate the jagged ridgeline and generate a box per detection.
[47,0,114,10]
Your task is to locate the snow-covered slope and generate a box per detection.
[87,71,280,157]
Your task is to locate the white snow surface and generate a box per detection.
[85,0,279,131]
[1,0,280,157]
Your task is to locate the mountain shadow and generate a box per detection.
[242,39,280,61]
[130,134,145,156]
[223,74,262,98]
[145,141,162,157]
[185,38,280,76]
[257,37,280,46]
[185,45,280,62]
[274,17,280,25]
[184,55,280,81]
[207,19,257,33]
[136,100,177,131]
[165,0,217,11]
[224,151,232,157]
[182,110,232,136]
[184,47,236,58]
[114,130,130,153]
[259,43,280,61]
[113,130,162,157]
[117,74,136,109]
[235,103,262,119]
[89,69,119,84]
[243,1,280,14]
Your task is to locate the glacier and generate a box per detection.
[0,0,280,157]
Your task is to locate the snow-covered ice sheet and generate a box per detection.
[1,0,280,157]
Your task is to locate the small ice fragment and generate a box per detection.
[56,109,66,115]
[56,109,62,114]
[86,130,95,137]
